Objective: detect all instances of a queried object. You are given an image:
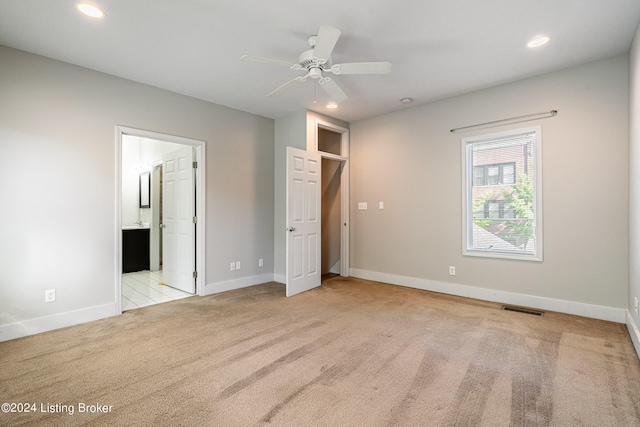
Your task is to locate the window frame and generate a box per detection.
[461,126,543,262]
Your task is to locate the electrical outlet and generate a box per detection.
[230,262,235,271]
[45,289,56,303]
[449,266,456,276]
[236,261,241,270]
[635,297,639,315]
[379,202,384,209]
[259,258,264,267]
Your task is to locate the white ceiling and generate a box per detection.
[1,1,639,123]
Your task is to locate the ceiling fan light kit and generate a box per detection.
[241,25,391,104]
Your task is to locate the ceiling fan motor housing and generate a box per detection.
[299,49,331,78]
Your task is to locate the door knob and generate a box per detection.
[160,224,166,228]
[286,226,296,232]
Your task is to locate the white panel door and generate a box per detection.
[286,147,321,297]
[162,146,196,294]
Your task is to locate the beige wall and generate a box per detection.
[629,23,640,347]
[0,45,274,337]
[350,55,629,311]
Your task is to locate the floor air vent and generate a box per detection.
[501,305,544,317]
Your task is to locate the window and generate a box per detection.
[479,200,516,220]
[473,162,516,186]
[462,126,542,261]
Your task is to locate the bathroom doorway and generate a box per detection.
[116,126,206,313]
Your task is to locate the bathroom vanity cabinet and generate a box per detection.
[122,228,150,273]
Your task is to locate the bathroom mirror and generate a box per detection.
[139,172,150,208]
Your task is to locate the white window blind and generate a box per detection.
[462,126,542,261]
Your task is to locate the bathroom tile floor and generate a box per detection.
[122,269,192,311]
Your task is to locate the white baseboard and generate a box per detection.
[626,312,640,360]
[205,273,275,295]
[6,272,633,359]
[0,303,116,343]
[350,268,626,324]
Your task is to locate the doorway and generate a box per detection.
[315,120,350,279]
[115,126,206,314]
[284,121,349,297]
[321,157,342,280]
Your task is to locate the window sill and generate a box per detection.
[463,249,543,262]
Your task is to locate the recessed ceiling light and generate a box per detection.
[527,35,550,48]
[400,98,413,104]
[326,103,338,109]
[76,3,106,18]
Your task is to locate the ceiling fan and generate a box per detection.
[240,25,391,103]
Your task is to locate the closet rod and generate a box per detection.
[450,110,557,133]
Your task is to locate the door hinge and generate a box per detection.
[193,271,198,279]
[193,216,197,223]
[193,161,198,169]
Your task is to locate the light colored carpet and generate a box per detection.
[1,277,639,426]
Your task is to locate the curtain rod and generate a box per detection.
[450,110,558,133]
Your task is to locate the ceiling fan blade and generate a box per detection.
[319,77,347,103]
[330,61,392,75]
[312,25,341,61]
[240,55,300,70]
[267,75,308,98]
